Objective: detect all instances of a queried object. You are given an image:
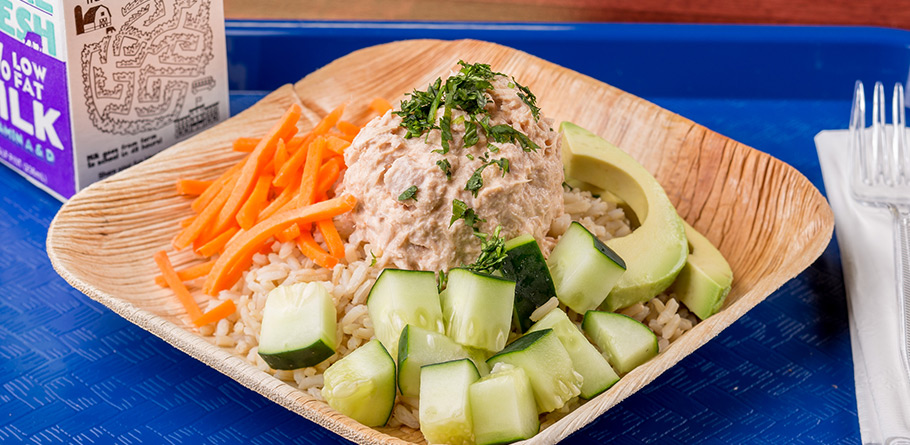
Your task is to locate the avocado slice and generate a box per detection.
[560,122,687,311]
[671,220,733,320]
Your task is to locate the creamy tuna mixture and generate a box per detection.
[340,65,565,271]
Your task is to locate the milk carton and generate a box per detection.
[0,0,229,200]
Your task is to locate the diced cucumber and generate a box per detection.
[487,329,582,413]
[548,222,626,314]
[440,268,515,352]
[419,359,480,445]
[257,282,336,370]
[469,364,539,445]
[321,339,396,427]
[582,311,658,375]
[528,308,619,399]
[501,233,557,333]
[397,324,490,398]
[367,269,445,360]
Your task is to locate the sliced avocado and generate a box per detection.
[560,122,687,311]
[671,220,733,320]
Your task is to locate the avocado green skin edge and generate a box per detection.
[560,121,688,311]
[672,220,734,320]
[259,340,335,370]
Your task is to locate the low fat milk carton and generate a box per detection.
[0,0,229,200]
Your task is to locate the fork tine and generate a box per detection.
[896,83,909,185]
[873,81,887,184]
[851,81,868,185]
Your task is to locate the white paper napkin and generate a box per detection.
[815,129,910,445]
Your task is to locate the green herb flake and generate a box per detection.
[449,199,484,230]
[466,225,508,274]
[512,77,540,121]
[369,250,378,267]
[398,185,419,202]
[436,159,452,179]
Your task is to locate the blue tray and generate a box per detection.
[5,22,906,444]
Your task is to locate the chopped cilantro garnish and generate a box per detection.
[513,77,540,121]
[450,199,484,230]
[465,158,510,198]
[466,225,508,274]
[369,250,377,267]
[436,159,452,179]
[398,185,419,201]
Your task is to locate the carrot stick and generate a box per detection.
[237,174,273,230]
[259,173,301,221]
[297,136,325,207]
[233,137,259,153]
[315,157,343,197]
[337,120,360,137]
[154,250,204,320]
[176,179,213,196]
[370,97,392,115]
[273,133,313,188]
[275,222,301,243]
[196,226,240,257]
[213,104,302,235]
[193,300,236,327]
[316,219,345,259]
[179,215,195,228]
[174,173,238,250]
[325,135,351,156]
[192,159,245,213]
[296,229,339,270]
[312,103,346,136]
[273,139,288,176]
[154,259,216,287]
[204,194,357,295]
[328,130,354,143]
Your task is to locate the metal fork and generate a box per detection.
[849,80,910,382]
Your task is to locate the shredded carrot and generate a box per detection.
[327,130,354,143]
[315,157,344,197]
[196,226,240,257]
[337,120,360,137]
[154,259,216,287]
[233,137,259,153]
[259,173,301,221]
[275,222,301,243]
[325,135,351,155]
[154,251,204,320]
[204,194,357,295]
[174,173,237,250]
[273,139,288,176]
[179,215,195,228]
[213,104,302,234]
[273,133,313,188]
[297,136,325,207]
[316,219,345,259]
[176,179,213,196]
[370,97,392,115]
[296,229,339,269]
[192,159,245,213]
[237,174,273,230]
[313,103,346,135]
[193,300,236,327]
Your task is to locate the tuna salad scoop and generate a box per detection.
[340,62,565,271]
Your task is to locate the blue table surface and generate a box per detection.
[3,22,899,444]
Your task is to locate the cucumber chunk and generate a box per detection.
[419,359,480,445]
[487,329,582,413]
[501,233,558,333]
[322,339,396,427]
[258,282,337,370]
[548,221,626,314]
[440,268,515,352]
[528,308,619,399]
[582,311,658,375]
[397,324,490,398]
[367,269,445,360]
[469,364,539,445]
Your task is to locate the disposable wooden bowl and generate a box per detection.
[46,39,834,444]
